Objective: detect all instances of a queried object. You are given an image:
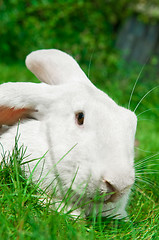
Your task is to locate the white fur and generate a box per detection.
[0,49,137,218]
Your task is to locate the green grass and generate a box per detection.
[0,61,159,239]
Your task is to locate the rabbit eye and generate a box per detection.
[75,112,84,125]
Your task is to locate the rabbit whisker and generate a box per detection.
[137,107,159,117]
[135,153,159,165]
[87,49,95,78]
[136,171,158,175]
[135,160,159,168]
[135,147,157,154]
[137,118,155,122]
[133,85,159,113]
[128,61,147,110]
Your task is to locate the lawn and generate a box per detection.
[0,60,159,239]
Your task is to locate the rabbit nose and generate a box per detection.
[102,179,117,202]
[104,180,116,194]
[102,178,133,203]
[102,179,130,202]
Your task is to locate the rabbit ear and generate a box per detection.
[0,82,49,126]
[0,107,36,126]
[25,49,91,85]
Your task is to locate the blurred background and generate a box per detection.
[0,1,159,233]
[0,0,159,152]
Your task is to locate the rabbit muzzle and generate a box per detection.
[100,171,135,203]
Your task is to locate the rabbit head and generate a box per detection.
[0,49,137,218]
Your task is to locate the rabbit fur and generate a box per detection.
[0,49,137,218]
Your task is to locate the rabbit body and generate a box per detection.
[0,49,137,218]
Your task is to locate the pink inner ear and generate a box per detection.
[0,107,35,126]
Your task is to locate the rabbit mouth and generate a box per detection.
[99,180,133,204]
[103,192,123,203]
[86,190,123,204]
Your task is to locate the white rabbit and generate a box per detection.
[0,49,137,218]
